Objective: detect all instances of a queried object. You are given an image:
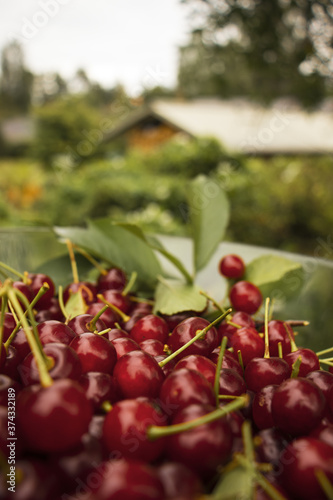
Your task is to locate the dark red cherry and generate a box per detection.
[139,338,165,356]
[2,345,21,381]
[219,368,246,397]
[97,267,127,292]
[16,378,92,453]
[244,357,290,392]
[0,374,21,406]
[8,327,30,362]
[230,326,265,366]
[63,281,97,306]
[27,272,55,310]
[67,313,107,336]
[110,336,141,359]
[271,377,326,436]
[231,311,256,328]
[86,302,120,329]
[69,332,117,374]
[0,312,16,342]
[34,297,64,322]
[174,354,217,387]
[310,421,333,448]
[98,289,131,313]
[166,403,233,478]
[130,314,169,344]
[122,302,153,332]
[79,371,120,411]
[12,280,33,306]
[260,319,295,357]
[86,459,164,500]
[18,342,82,386]
[102,398,167,462]
[229,280,263,315]
[161,311,197,331]
[104,327,129,341]
[113,350,165,399]
[159,368,215,416]
[255,427,290,467]
[278,437,333,500]
[168,316,219,361]
[157,461,203,500]
[284,347,320,377]
[37,320,76,345]
[219,254,245,279]
[306,369,333,399]
[210,348,243,377]
[252,384,278,430]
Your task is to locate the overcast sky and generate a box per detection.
[0,0,191,95]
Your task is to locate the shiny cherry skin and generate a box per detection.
[168,316,219,361]
[159,368,215,416]
[139,338,165,356]
[157,461,203,499]
[271,377,326,437]
[278,437,333,500]
[166,403,233,478]
[104,327,129,341]
[86,302,120,329]
[210,348,243,377]
[244,356,290,392]
[27,272,55,310]
[122,302,153,332]
[0,374,21,406]
[229,280,263,315]
[69,332,117,374]
[67,313,107,336]
[12,280,33,306]
[34,297,64,322]
[255,427,290,468]
[98,289,131,313]
[260,319,295,357]
[230,326,265,366]
[218,254,245,279]
[252,384,278,430]
[113,350,165,399]
[0,312,16,342]
[37,320,76,345]
[174,354,217,387]
[284,347,320,376]
[103,398,167,462]
[161,311,196,331]
[86,459,164,500]
[8,327,30,362]
[110,336,141,359]
[310,421,333,448]
[306,369,333,418]
[130,314,169,344]
[16,378,92,453]
[219,368,246,397]
[97,267,127,292]
[19,342,82,386]
[1,345,21,381]
[79,371,120,412]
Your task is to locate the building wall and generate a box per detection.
[125,123,180,151]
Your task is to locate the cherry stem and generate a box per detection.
[278,341,283,358]
[214,336,228,406]
[315,469,333,500]
[255,472,288,500]
[6,285,53,387]
[285,320,310,327]
[72,243,107,276]
[87,304,110,332]
[95,327,112,336]
[158,309,232,368]
[284,322,298,352]
[4,282,50,350]
[58,286,68,322]
[319,359,333,367]
[97,294,130,323]
[242,420,255,463]
[122,271,137,296]
[290,355,302,378]
[316,346,333,357]
[199,290,226,314]
[147,394,248,441]
[66,239,79,284]
[237,349,244,372]
[226,320,242,329]
[264,297,270,359]
[0,261,25,281]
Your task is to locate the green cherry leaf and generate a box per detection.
[188,175,230,274]
[63,288,87,320]
[211,464,255,500]
[244,254,304,304]
[153,277,207,315]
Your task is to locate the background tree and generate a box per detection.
[179,0,333,106]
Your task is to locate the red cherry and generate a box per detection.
[37,320,76,345]
[261,319,295,357]
[168,316,219,361]
[229,326,265,366]
[284,347,320,377]
[271,377,326,436]
[110,336,141,359]
[244,356,290,392]
[139,338,165,356]
[98,289,131,313]
[113,350,165,399]
[229,280,263,314]
[0,312,16,342]
[255,427,290,467]
[252,384,278,430]
[174,354,217,387]
[219,368,246,397]
[166,403,233,478]
[130,314,169,344]
[16,379,92,453]
[97,267,127,292]
[67,313,107,336]
[278,437,333,500]
[210,348,243,377]
[69,332,117,374]
[102,398,167,462]
[79,372,120,412]
[157,461,203,500]
[63,281,97,306]
[218,254,245,279]
[27,272,55,310]
[86,302,120,329]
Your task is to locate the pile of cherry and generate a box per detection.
[0,253,333,500]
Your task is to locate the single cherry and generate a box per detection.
[229,280,263,315]
[130,314,169,344]
[219,254,245,279]
[168,316,219,361]
[69,332,117,374]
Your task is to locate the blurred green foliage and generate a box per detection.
[0,137,333,260]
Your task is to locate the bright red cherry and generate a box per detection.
[27,272,55,310]
[113,350,165,399]
[69,332,117,374]
[102,398,167,462]
[37,320,76,345]
[174,354,217,387]
[260,319,295,357]
[130,314,169,344]
[79,372,120,412]
[219,254,245,279]
[229,280,263,314]
[284,347,320,377]
[229,326,265,366]
[67,313,107,336]
[168,316,219,361]
[244,356,290,392]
